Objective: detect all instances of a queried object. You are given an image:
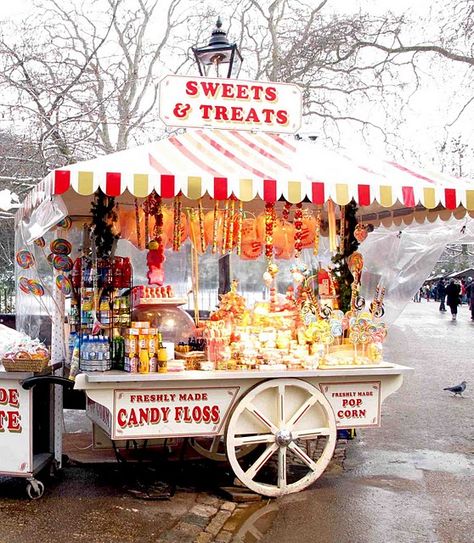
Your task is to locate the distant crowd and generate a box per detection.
[415,277,474,321]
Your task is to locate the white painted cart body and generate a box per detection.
[75,363,412,497]
[0,370,59,498]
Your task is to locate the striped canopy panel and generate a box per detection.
[41,129,474,209]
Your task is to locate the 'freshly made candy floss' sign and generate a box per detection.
[320,381,381,428]
[112,387,239,439]
[0,381,31,474]
[158,75,302,134]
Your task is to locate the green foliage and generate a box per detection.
[331,200,359,313]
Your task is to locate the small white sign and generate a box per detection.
[86,397,113,436]
[0,380,31,475]
[320,381,381,428]
[158,75,302,134]
[112,386,240,439]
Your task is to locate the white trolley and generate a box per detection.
[75,364,411,497]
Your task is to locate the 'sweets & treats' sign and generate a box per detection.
[158,75,302,134]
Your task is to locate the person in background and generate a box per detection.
[437,279,447,312]
[446,279,461,321]
[461,279,467,304]
[466,278,474,321]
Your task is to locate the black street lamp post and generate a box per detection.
[192,17,243,79]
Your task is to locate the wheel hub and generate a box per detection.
[275,429,293,447]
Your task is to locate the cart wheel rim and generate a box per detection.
[225,378,337,497]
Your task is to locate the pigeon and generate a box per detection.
[443,381,467,397]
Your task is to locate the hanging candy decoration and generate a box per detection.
[221,199,230,254]
[143,191,166,285]
[327,200,337,253]
[226,199,235,253]
[19,277,31,294]
[274,219,295,259]
[198,199,206,254]
[301,212,316,248]
[134,198,142,249]
[50,238,72,256]
[255,212,266,243]
[57,216,72,230]
[34,237,46,248]
[339,205,346,254]
[240,218,262,260]
[282,201,292,221]
[264,201,275,260]
[354,223,374,243]
[294,202,303,258]
[314,208,321,256]
[172,194,182,252]
[16,250,35,269]
[236,201,243,256]
[210,201,220,254]
[347,251,364,312]
[144,204,150,247]
[369,285,386,318]
[27,279,45,297]
[52,255,73,272]
[55,274,73,296]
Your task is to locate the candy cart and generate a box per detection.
[11,75,474,497]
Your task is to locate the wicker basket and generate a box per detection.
[2,357,50,373]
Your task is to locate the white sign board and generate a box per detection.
[0,380,32,475]
[158,75,302,134]
[320,381,381,428]
[112,386,240,439]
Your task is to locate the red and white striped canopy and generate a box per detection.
[24,129,474,212]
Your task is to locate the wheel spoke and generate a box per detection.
[234,434,275,446]
[288,442,318,471]
[210,436,222,453]
[246,403,279,434]
[277,384,285,428]
[292,427,331,440]
[278,447,287,489]
[286,395,318,429]
[245,443,278,480]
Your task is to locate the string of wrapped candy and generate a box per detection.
[294,203,303,257]
[173,195,182,251]
[264,201,275,260]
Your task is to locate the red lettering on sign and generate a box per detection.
[337,409,367,419]
[236,85,249,100]
[0,387,20,408]
[185,80,198,96]
[201,81,220,98]
[265,87,277,101]
[276,110,289,125]
[0,410,22,433]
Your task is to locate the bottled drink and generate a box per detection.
[139,349,150,373]
[157,332,168,373]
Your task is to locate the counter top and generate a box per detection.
[75,363,413,388]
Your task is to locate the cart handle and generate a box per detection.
[21,375,75,390]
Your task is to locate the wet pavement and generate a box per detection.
[0,301,473,543]
[257,301,474,543]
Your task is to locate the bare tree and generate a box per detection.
[0,0,186,170]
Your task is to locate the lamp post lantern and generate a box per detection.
[192,17,243,79]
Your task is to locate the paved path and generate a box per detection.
[257,301,474,543]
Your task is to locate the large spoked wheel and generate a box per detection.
[188,436,257,461]
[226,379,337,497]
